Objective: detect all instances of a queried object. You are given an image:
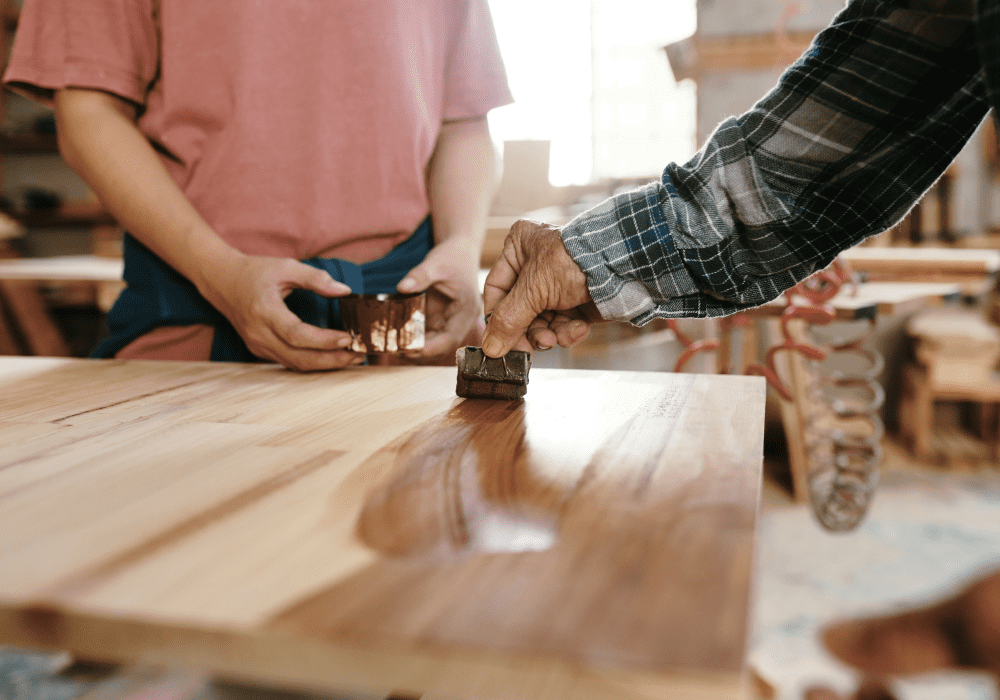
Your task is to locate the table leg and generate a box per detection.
[0,279,71,356]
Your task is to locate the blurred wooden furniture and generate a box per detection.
[0,215,73,357]
[899,308,1000,463]
[0,252,124,356]
[0,2,121,357]
[0,358,766,700]
[751,280,964,323]
[838,247,1000,286]
[0,254,125,313]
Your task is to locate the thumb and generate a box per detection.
[481,275,543,357]
[397,261,434,294]
[292,262,352,297]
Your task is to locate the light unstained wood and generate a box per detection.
[838,247,1000,281]
[818,281,961,315]
[749,282,962,321]
[0,244,73,357]
[0,255,126,313]
[0,255,124,282]
[899,309,1000,462]
[767,319,813,503]
[663,31,817,81]
[0,358,766,700]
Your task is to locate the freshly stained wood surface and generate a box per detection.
[0,358,766,700]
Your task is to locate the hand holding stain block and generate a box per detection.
[455,346,530,399]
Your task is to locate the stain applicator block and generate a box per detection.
[455,346,530,400]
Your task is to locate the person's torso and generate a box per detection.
[142,0,461,262]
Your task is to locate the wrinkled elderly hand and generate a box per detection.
[481,219,602,358]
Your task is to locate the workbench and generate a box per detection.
[0,253,126,356]
[0,358,766,700]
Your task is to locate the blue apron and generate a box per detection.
[92,217,433,362]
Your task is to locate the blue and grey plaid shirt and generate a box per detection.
[562,0,997,323]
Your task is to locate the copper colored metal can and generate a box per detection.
[338,292,426,353]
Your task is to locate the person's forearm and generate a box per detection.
[54,88,243,294]
[55,88,362,371]
[393,116,501,356]
[561,0,990,324]
[425,116,501,261]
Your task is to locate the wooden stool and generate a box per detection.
[0,212,76,357]
[898,307,1000,462]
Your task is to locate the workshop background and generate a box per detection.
[2,0,1000,699]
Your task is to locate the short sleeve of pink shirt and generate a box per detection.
[4,0,514,264]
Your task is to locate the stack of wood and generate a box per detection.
[899,307,1000,465]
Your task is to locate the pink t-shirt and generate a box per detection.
[5,0,513,264]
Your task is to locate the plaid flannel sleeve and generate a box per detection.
[562,0,991,324]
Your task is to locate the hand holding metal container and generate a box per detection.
[338,292,426,353]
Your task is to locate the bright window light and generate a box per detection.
[487,0,697,186]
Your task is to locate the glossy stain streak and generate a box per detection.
[271,373,761,673]
[356,399,564,558]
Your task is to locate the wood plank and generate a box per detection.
[838,247,1000,280]
[0,255,126,314]
[0,359,766,700]
[768,319,812,503]
[747,281,962,321]
[821,281,961,316]
[664,31,817,81]
[0,243,73,357]
[0,255,124,282]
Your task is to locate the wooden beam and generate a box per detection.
[665,31,817,81]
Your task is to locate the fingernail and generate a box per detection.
[482,335,503,357]
[398,277,417,292]
[338,336,352,348]
[536,344,551,351]
[352,355,366,365]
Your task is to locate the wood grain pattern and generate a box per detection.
[0,358,766,700]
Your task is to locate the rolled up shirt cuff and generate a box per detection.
[559,181,702,324]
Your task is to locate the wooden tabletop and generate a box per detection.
[0,358,766,700]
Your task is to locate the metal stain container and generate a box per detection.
[338,292,426,353]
